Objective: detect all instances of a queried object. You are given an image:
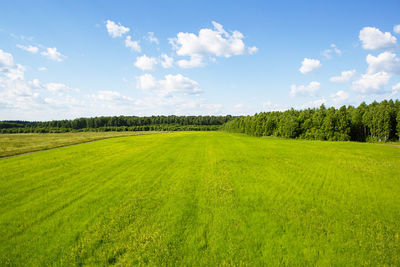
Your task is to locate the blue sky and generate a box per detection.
[0,0,399,120]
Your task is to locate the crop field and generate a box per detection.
[0,131,399,265]
[0,131,158,157]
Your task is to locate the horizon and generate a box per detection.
[1,0,400,120]
[1,98,399,123]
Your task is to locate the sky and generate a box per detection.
[0,0,399,120]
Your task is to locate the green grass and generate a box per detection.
[0,131,399,266]
[0,131,159,157]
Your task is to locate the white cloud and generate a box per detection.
[44,95,83,108]
[137,73,202,97]
[0,49,86,119]
[46,82,79,93]
[125,36,141,52]
[248,46,258,55]
[299,58,321,74]
[38,67,47,71]
[0,49,15,68]
[330,69,356,83]
[146,32,159,44]
[169,21,256,68]
[134,55,158,71]
[0,50,217,119]
[126,95,223,116]
[359,27,397,50]
[392,82,400,95]
[366,51,400,75]
[160,54,174,68]
[394,25,400,35]
[91,90,134,102]
[290,81,320,97]
[300,98,326,109]
[353,52,400,94]
[0,50,25,81]
[352,51,400,95]
[321,50,331,59]
[0,76,43,111]
[331,44,342,55]
[136,73,157,90]
[173,21,246,57]
[16,44,39,54]
[321,44,342,59]
[352,71,390,94]
[263,101,287,111]
[330,90,349,104]
[4,64,25,80]
[177,55,204,68]
[41,47,66,62]
[106,20,129,38]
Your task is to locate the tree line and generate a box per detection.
[0,115,232,133]
[222,99,400,142]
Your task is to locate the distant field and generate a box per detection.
[0,132,399,265]
[0,131,159,157]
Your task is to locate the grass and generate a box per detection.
[0,131,159,157]
[0,131,399,266]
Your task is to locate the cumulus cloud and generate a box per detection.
[321,44,342,59]
[46,82,79,93]
[352,71,390,94]
[248,46,258,55]
[290,81,320,97]
[0,50,26,80]
[137,73,202,97]
[263,101,287,112]
[91,90,134,102]
[125,36,141,52]
[0,49,15,68]
[366,51,400,75]
[38,67,47,71]
[134,55,158,71]
[352,52,400,94]
[41,47,66,62]
[330,90,349,104]
[3,64,26,80]
[0,76,43,111]
[330,69,356,83]
[392,82,400,95]
[351,51,400,94]
[300,98,326,109]
[16,44,39,54]
[146,32,159,44]
[0,49,86,119]
[106,20,129,38]
[160,54,174,68]
[43,96,83,108]
[169,21,256,68]
[359,27,397,50]
[0,50,83,114]
[299,58,321,74]
[136,74,157,90]
[394,25,400,35]
[0,49,215,119]
[177,55,204,68]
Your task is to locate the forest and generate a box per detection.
[0,115,233,133]
[223,99,400,142]
[2,99,400,142]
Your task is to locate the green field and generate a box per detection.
[0,131,158,157]
[1,132,399,265]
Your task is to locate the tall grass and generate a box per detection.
[1,132,399,265]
